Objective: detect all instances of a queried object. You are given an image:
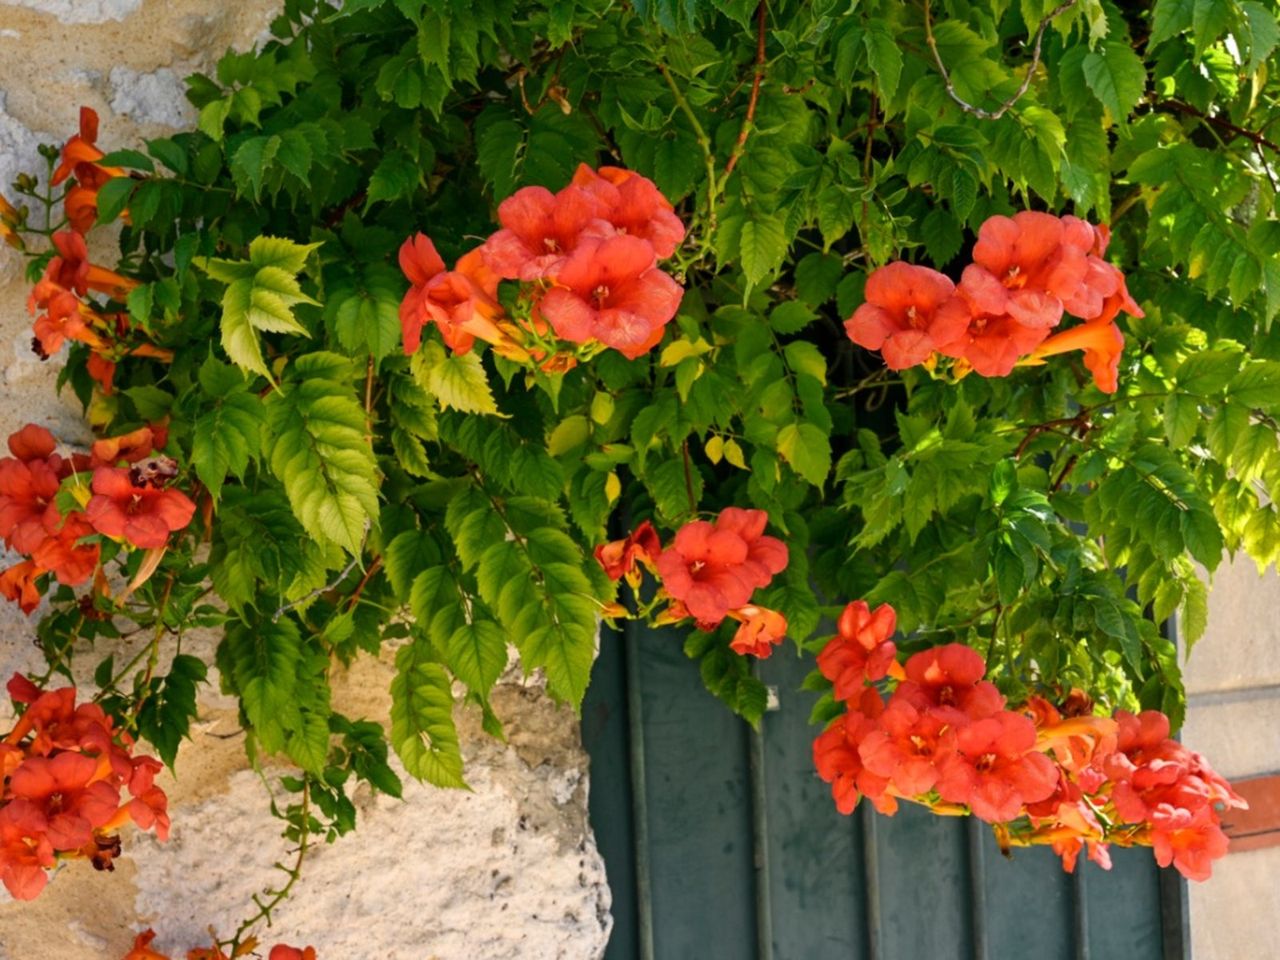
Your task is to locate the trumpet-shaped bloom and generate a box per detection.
[813,688,892,815]
[570,164,686,258]
[0,454,63,553]
[91,425,167,467]
[482,184,606,280]
[816,600,898,698]
[84,466,196,549]
[41,231,138,301]
[858,697,957,799]
[896,643,1005,722]
[845,262,971,369]
[655,507,788,625]
[594,520,662,581]
[31,512,101,586]
[937,268,1057,377]
[8,751,120,850]
[399,235,509,356]
[535,235,682,359]
[51,108,122,187]
[268,946,318,960]
[936,711,1060,822]
[0,559,43,613]
[964,211,1093,329]
[728,605,788,658]
[0,798,55,900]
[1027,320,1125,393]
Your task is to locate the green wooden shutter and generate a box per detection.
[582,621,1188,960]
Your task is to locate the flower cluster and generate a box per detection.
[123,930,317,960]
[1,674,169,899]
[24,108,171,395]
[593,509,790,658]
[812,603,1245,880]
[399,164,685,369]
[0,424,196,613]
[846,212,1143,392]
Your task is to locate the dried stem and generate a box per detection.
[923,0,1080,120]
[721,1,769,181]
[1154,97,1280,155]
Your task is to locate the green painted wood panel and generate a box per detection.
[584,622,1185,960]
[632,622,758,959]
[758,649,868,959]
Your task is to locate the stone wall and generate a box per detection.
[0,2,611,958]
[1183,560,1280,960]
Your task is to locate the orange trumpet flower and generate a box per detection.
[51,107,124,187]
[1021,320,1125,393]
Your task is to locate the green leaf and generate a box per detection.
[267,360,379,554]
[921,207,963,264]
[784,341,828,385]
[1150,0,1194,45]
[445,620,509,696]
[222,617,303,755]
[1181,573,1209,648]
[95,177,135,226]
[1081,42,1146,118]
[1163,393,1199,448]
[414,343,500,415]
[231,134,281,200]
[135,654,207,768]
[863,28,903,102]
[201,236,321,380]
[1230,361,1280,409]
[250,236,323,274]
[1192,0,1233,53]
[1180,505,1224,570]
[739,212,789,286]
[384,531,437,601]
[777,422,831,487]
[193,384,263,504]
[391,639,467,788]
[1242,1,1280,73]
[365,150,421,208]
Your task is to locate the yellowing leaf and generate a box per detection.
[705,435,724,464]
[723,438,747,469]
[414,343,501,416]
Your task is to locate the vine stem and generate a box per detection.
[658,62,719,229]
[271,521,371,621]
[225,781,311,954]
[720,1,769,183]
[130,574,177,723]
[923,0,1080,120]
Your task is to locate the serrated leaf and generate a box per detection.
[445,620,508,696]
[391,639,467,788]
[365,150,421,208]
[1081,42,1146,119]
[267,367,379,554]
[414,343,500,415]
[384,531,437,601]
[864,28,902,102]
[739,212,789,286]
[1242,1,1280,73]
[193,389,262,503]
[777,422,831,487]
[222,617,303,755]
[231,135,281,200]
[1150,0,1194,45]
